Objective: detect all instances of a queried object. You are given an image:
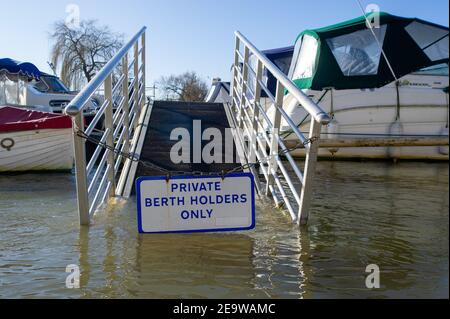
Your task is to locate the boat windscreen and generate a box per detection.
[32,76,70,94]
[413,63,449,76]
[326,25,387,76]
[405,21,449,62]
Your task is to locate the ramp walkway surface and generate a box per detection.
[129,101,244,194]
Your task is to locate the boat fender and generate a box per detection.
[438,127,449,156]
[327,118,339,155]
[388,120,404,160]
[1,138,15,151]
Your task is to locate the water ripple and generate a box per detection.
[0,162,448,298]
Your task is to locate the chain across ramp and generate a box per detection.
[76,128,318,178]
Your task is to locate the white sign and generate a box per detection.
[136,173,255,234]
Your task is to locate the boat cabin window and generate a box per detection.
[291,34,319,80]
[32,76,69,94]
[326,25,387,76]
[32,79,49,93]
[405,21,449,62]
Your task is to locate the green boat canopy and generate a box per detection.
[289,12,449,90]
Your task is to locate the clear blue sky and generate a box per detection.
[1,0,448,89]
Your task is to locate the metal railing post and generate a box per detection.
[297,119,322,225]
[104,74,116,196]
[141,32,146,109]
[231,36,240,112]
[249,59,263,164]
[265,80,284,196]
[72,113,90,225]
[238,46,250,130]
[133,42,140,129]
[121,55,130,155]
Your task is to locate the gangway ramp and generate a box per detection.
[122,101,246,196]
[66,27,330,227]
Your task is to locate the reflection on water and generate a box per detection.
[0,162,448,298]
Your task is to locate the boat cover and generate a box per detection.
[262,46,294,96]
[247,46,294,97]
[290,12,449,90]
[0,106,72,133]
[0,58,41,79]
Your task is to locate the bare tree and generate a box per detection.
[158,71,208,102]
[50,20,123,90]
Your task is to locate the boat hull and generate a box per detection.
[287,105,449,160]
[0,129,74,172]
[270,76,449,161]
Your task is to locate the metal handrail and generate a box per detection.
[66,27,147,226]
[230,31,326,225]
[65,26,146,116]
[234,31,330,125]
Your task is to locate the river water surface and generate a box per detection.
[0,161,448,298]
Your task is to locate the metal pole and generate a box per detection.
[104,74,116,197]
[133,42,140,129]
[72,113,90,225]
[122,54,130,155]
[140,33,146,110]
[231,36,240,112]
[239,46,250,130]
[297,119,322,225]
[249,59,263,164]
[265,80,284,196]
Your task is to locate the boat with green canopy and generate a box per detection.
[267,12,449,160]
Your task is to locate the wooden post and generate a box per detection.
[297,119,322,225]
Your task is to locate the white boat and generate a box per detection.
[0,106,73,172]
[278,66,449,160]
[238,12,449,160]
[0,58,106,172]
[0,59,76,172]
[0,58,101,114]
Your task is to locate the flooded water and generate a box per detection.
[0,162,448,299]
